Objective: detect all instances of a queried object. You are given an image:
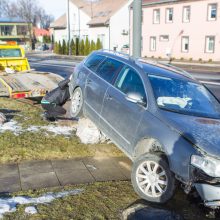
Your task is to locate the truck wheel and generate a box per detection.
[70,87,83,118]
[131,154,176,203]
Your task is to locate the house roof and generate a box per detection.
[34,27,50,37]
[50,14,66,29]
[71,0,129,26]
[0,17,27,23]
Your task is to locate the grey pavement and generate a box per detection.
[0,157,132,193]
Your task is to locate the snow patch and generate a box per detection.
[0,121,76,137]
[0,189,83,218]
[25,206,37,215]
[0,120,22,135]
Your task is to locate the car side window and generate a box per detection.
[96,58,123,83]
[115,66,146,101]
[85,54,105,71]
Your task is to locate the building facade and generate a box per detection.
[0,18,30,44]
[51,0,131,51]
[136,0,220,61]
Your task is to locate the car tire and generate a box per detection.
[70,87,84,118]
[131,153,176,203]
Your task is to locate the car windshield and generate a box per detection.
[0,49,21,58]
[148,74,220,119]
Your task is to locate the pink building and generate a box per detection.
[131,0,220,61]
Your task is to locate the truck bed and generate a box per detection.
[0,71,64,98]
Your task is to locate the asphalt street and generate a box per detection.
[28,55,220,101]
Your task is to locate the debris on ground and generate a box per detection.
[76,118,109,144]
[0,189,83,218]
[0,113,6,125]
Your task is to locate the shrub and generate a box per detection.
[80,39,85,56]
[70,39,75,55]
[208,59,213,63]
[54,42,59,54]
[180,57,184,61]
[189,58,193,61]
[75,38,79,55]
[58,41,62,54]
[96,38,102,50]
[198,58,203,62]
[90,40,96,53]
[85,37,90,55]
[62,39,67,55]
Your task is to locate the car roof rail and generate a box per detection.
[98,49,135,62]
[159,62,195,80]
[136,58,195,80]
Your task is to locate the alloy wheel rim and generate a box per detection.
[71,90,81,113]
[136,161,168,198]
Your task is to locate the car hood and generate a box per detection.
[160,110,220,158]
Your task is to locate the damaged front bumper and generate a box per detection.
[192,167,220,208]
[195,184,220,209]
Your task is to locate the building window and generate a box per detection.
[0,25,13,36]
[208,3,217,21]
[181,36,189,52]
[17,25,28,36]
[160,35,169,41]
[166,8,173,23]
[153,9,160,24]
[205,36,215,53]
[183,6,190,22]
[150,37,156,51]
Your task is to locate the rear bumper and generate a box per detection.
[195,183,220,208]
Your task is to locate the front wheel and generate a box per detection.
[131,154,176,203]
[70,87,83,118]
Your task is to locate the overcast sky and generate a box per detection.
[38,0,66,19]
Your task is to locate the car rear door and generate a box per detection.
[84,56,124,124]
[100,65,147,153]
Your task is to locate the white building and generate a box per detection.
[51,0,131,52]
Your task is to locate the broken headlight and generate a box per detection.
[191,155,220,178]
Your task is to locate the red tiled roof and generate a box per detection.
[34,27,50,37]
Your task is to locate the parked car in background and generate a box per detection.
[69,50,220,208]
[121,44,129,54]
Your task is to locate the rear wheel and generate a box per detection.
[70,87,83,118]
[131,154,176,203]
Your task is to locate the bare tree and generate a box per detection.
[37,8,54,29]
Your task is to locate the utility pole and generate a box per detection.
[132,0,142,58]
[67,0,71,55]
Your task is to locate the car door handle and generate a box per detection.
[106,93,113,101]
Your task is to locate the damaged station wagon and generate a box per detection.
[69,50,220,208]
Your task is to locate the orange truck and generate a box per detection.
[0,42,63,99]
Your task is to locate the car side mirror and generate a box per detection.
[125,92,147,107]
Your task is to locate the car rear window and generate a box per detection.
[96,58,124,83]
[85,54,105,71]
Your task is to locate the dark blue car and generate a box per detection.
[69,50,220,208]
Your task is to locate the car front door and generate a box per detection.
[84,56,123,124]
[100,66,147,153]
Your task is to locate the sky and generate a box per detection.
[38,0,66,19]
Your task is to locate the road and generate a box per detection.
[28,55,220,101]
